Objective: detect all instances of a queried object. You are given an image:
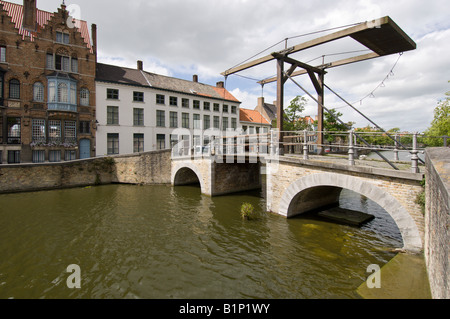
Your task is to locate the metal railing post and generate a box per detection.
[393,133,399,162]
[303,130,309,160]
[348,130,355,166]
[444,135,448,147]
[411,132,419,173]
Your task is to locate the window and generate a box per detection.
[222,117,229,131]
[231,105,237,114]
[170,111,178,128]
[7,150,20,164]
[182,113,189,129]
[58,83,68,103]
[156,110,165,127]
[107,89,119,100]
[169,96,178,106]
[48,82,56,102]
[107,106,119,125]
[49,150,61,162]
[223,105,229,113]
[46,53,53,69]
[204,115,210,130]
[0,46,6,62]
[156,134,165,150]
[213,103,220,112]
[79,121,90,134]
[32,119,46,143]
[33,82,44,102]
[170,134,178,148]
[48,120,61,143]
[156,94,165,104]
[231,118,237,130]
[71,58,78,73]
[47,76,77,112]
[65,150,76,161]
[193,114,201,129]
[133,134,144,153]
[193,100,200,109]
[133,108,144,126]
[107,133,119,155]
[32,150,45,163]
[213,116,220,129]
[80,88,89,106]
[182,98,189,108]
[7,117,21,144]
[56,31,70,44]
[9,79,20,99]
[55,54,70,71]
[133,91,144,102]
[64,121,77,144]
[203,102,210,111]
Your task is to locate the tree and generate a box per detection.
[284,96,309,131]
[314,108,353,143]
[423,85,450,147]
[272,96,311,131]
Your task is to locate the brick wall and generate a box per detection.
[0,150,171,194]
[425,148,450,299]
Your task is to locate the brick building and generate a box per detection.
[0,0,97,164]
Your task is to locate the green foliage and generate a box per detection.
[240,203,258,221]
[355,126,399,146]
[272,96,312,131]
[415,178,426,215]
[423,85,450,147]
[313,108,352,143]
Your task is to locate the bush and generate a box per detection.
[240,203,258,220]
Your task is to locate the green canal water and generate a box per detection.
[0,183,416,299]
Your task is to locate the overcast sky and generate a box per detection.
[11,0,450,132]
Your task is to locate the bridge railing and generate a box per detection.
[171,131,272,161]
[170,128,447,172]
[277,130,450,172]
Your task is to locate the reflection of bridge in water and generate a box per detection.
[171,130,427,253]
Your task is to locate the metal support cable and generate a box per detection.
[323,82,425,165]
[284,71,399,170]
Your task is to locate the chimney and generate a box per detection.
[216,81,224,88]
[137,60,143,71]
[257,97,265,108]
[193,75,198,83]
[91,24,97,64]
[22,0,37,31]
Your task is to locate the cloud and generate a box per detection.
[13,0,448,132]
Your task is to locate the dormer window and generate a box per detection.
[56,31,69,44]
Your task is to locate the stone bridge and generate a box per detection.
[171,153,425,253]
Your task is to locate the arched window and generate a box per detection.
[80,88,89,106]
[9,79,20,99]
[33,82,44,102]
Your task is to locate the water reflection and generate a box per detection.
[0,184,406,299]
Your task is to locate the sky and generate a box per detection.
[10,0,450,132]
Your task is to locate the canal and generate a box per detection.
[0,183,408,299]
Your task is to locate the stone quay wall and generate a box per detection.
[0,150,172,194]
[425,148,450,299]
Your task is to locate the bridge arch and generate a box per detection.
[279,173,423,252]
[171,163,205,193]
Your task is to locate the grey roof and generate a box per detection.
[96,63,240,103]
[263,103,277,121]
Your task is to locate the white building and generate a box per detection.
[95,61,241,156]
